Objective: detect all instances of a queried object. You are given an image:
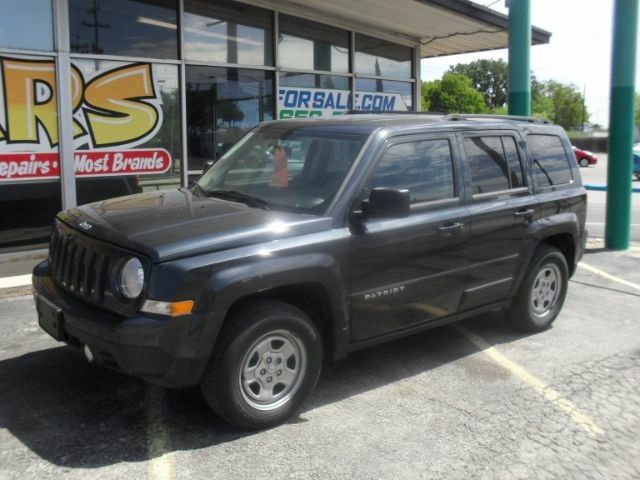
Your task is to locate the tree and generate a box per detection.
[635,93,640,125]
[531,78,587,129]
[422,73,487,114]
[449,59,508,110]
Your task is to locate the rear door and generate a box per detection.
[460,131,538,311]
[349,134,470,343]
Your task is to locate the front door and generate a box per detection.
[349,135,469,343]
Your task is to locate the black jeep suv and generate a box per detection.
[33,114,587,429]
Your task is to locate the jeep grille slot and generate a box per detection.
[49,222,111,305]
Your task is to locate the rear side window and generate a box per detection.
[367,139,455,204]
[528,134,573,187]
[464,135,526,194]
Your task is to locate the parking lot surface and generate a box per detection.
[580,154,640,241]
[1,240,639,479]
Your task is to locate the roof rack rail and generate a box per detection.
[444,113,551,124]
[345,110,445,115]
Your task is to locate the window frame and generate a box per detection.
[357,133,463,213]
[461,131,531,201]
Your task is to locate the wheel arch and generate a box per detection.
[197,253,350,377]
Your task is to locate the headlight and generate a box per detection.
[119,257,144,299]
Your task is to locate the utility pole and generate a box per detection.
[83,0,109,54]
[605,0,638,250]
[582,84,587,132]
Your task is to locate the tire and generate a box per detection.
[200,300,323,430]
[506,245,569,332]
[579,158,589,167]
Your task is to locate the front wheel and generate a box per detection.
[506,245,569,332]
[200,300,322,430]
[579,158,589,167]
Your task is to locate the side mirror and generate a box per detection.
[203,160,215,174]
[361,187,410,218]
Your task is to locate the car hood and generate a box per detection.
[58,189,332,262]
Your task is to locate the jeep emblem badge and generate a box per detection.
[78,221,92,231]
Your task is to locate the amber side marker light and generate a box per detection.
[141,299,194,317]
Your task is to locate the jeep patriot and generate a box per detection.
[33,113,587,429]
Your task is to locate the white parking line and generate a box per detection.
[146,385,175,480]
[578,262,640,292]
[0,274,32,289]
[455,325,604,437]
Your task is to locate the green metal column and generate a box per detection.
[508,0,531,116]
[606,0,638,250]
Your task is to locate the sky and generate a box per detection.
[420,0,640,127]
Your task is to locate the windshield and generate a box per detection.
[195,125,369,214]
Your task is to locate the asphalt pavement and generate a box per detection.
[1,239,639,479]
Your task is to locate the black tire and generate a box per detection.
[506,245,569,332]
[200,300,322,430]
[579,158,589,167]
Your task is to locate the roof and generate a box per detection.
[240,0,551,58]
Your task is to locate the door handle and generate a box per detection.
[514,209,535,217]
[438,222,464,234]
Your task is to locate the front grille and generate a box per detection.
[49,223,111,304]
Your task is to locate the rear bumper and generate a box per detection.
[32,260,209,388]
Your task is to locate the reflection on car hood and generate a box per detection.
[57,189,331,262]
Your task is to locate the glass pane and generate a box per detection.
[0,56,60,249]
[186,66,274,171]
[278,72,350,119]
[355,34,412,78]
[465,137,509,194]
[0,0,53,51]
[367,139,455,204]
[279,15,349,73]
[196,125,367,214]
[184,0,273,66]
[69,0,178,58]
[355,78,412,111]
[71,59,181,203]
[528,134,573,187]
[502,136,525,188]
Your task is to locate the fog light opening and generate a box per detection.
[84,344,94,363]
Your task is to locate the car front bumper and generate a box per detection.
[32,260,209,388]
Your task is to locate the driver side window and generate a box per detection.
[366,139,456,204]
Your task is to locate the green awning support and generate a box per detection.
[606,0,638,250]
[508,0,531,116]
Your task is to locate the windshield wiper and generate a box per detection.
[204,189,271,210]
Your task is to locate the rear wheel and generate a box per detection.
[579,158,589,167]
[200,300,322,430]
[506,245,569,332]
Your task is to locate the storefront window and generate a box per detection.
[69,0,178,59]
[70,60,181,203]
[0,0,53,52]
[278,15,349,73]
[278,73,350,119]
[186,66,274,171]
[355,78,413,111]
[184,0,273,66]
[355,34,412,79]
[0,55,60,249]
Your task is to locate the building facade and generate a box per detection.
[0,0,549,251]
